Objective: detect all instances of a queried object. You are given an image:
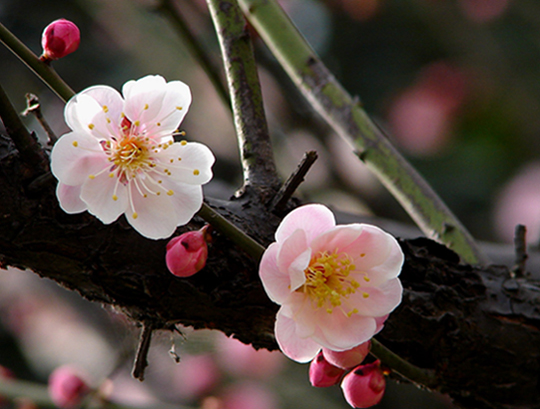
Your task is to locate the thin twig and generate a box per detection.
[205,0,280,190]
[371,339,438,389]
[237,0,487,265]
[513,224,527,278]
[270,150,318,216]
[156,0,230,109]
[22,93,58,145]
[0,84,48,173]
[0,22,75,103]
[132,323,154,381]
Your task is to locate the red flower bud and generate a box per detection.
[48,366,90,409]
[341,360,386,408]
[322,341,371,369]
[166,227,209,277]
[309,351,346,387]
[40,19,80,62]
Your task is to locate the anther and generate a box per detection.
[132,212,138,219]
[167,190,174,196]
[88,124,95,130]
[180,140,187,146]
[72,141,78,147]
[193,169,200,176]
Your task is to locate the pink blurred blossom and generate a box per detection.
[388,62,468,156]
[172,354,221,400]
[458,0,511,23]
[216,335,284,379]
[48,365,90,409]
[494,163,540,243]
[221,382,279,409]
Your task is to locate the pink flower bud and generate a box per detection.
[48,366,90,409]
[322,341,371,369]
[341,361,386,408]
[166,227,209,277]
[309,351,346,387]
[40,19,80,62]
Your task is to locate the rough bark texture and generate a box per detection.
[1,135,540,408]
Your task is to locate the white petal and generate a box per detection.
[275,310,321,363]
[122,75,168,128]
[124,183,179,239]
[51,132,110,186]
[56,183,86,213]
[80,173,128,224]
[162,180,204,226]
[276,204,335,244]
[160,142,215,185]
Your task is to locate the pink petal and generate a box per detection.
[56,183,86,213]
[276,229,310,291]
[347,278,403,317]
[145,80,192,137]
[309,224,364,255]
[275,204,335,244]
[275,310,321,363]
[122,75,168,127]
[363,239,404,287]
[50,132,109,186]
[314,312,377,351]
[259,243,292,304]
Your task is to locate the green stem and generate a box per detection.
[0,22,75,102]
[198,202,266,260]
[206,0,280,189]
[371,339,437,389]
[237,0,487,265]
[156,0,231,109]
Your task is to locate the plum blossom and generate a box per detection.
[259,204,403,363]
[40,19,80,62]
[51,75,215,239]
[341,360,386,408]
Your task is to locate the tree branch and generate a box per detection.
[237,0,487,265]
[205,0,280,193]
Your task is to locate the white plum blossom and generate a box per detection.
[259,204,404,363]
[51,75,215,239]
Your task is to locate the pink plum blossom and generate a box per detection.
[166,227,209,277]
[40,19,80,62]
[50,75,215,239]
[259,204,403,362]
[341,361,386,408]
[309,351,345,387]
[48,365,90,409]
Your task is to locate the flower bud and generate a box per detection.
[323,341,371,369]
[166,226,209,277]
[40,19,80,62]
[48,365,90,409]
[341,360,386,408]
[309,351,346,387]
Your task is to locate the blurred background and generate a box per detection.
[1,0,538,407]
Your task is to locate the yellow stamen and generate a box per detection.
[193,169,200,176]
[167,190,174,196]
[72,141,78,147]
[88,124,95,130]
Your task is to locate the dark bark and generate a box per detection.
[1,137,540,408]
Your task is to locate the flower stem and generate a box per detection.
[0,22,75,103]
[237,0,487,265]
[205,0,281,190]
[198,202,266,260]
[371,339,438,389]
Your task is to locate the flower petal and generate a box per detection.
[347,277,403,317]
[259,242,292,304]
[276,229,310,292]
[51,132,110,186]
[122,75,168,129]
[309,224,364,255]
[275,309,321,363]
[162,142,215,185]
[314,312,377,351]
[162,180,204,227]
[145,80,192,137]
[80,173,128,224]
[56,183,86,213]
[275,204,335,244]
